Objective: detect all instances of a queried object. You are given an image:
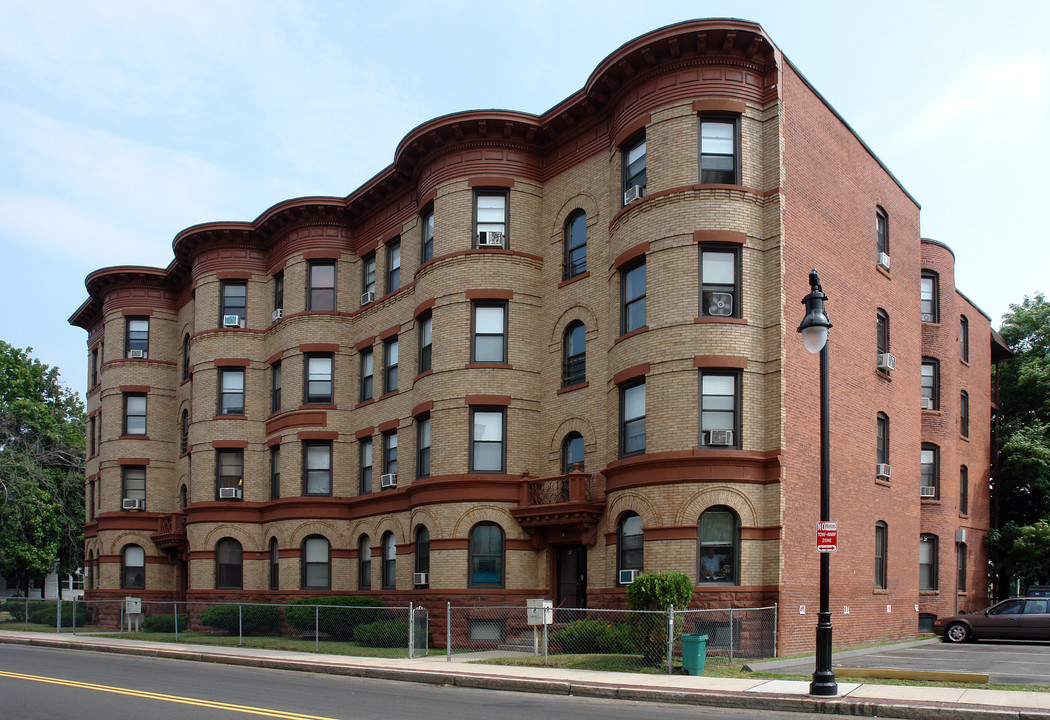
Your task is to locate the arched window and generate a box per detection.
[121,544,145,589]
[564,210,587,279]
[86,550,94,591]
[179,485,187,510]
[269,538,280,591]
[215,538,243,589]
[562,432,584,473]
[875,521,888,589]
[920,271,939,323]
[876,412,890,468]
[468,522,505,588]
[562,321,586,387]
[180,409,189,454]
[697,506,739,584]
[358,534,371,590]
[414,525,430,587]
[301,535,330,590]
[182,334,191,380]
[617,512,643,584]
[382,532,397,590]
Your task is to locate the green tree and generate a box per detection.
[0,342,85,593]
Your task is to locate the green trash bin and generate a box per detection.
[681,633,708,675]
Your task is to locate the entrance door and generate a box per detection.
[556,544,586,609]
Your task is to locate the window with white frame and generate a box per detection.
[474,191,507,247]
[125,317,149,358]
[698,116,739,184]
[220,281,246,325]
[304,354,333,405]
[471,408,505,473]
[472,302,506,363]
[700,371,739,448]
[122,544,145,589]
[700,246,740,318]
[218,368,245,415]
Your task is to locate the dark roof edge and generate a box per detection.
[921,236,956,259]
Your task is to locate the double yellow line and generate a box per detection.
[0,669,343,719]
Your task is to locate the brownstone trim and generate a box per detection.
[465,363,513,370]
[468,176,515,188]
[465,394,511,406]
[118,458,150,466]
[557,382,589,395]
[382,228,401,244]
[558,271,590,288]
[432,539,468,550]
[613,363,650,386]
[694,355,748,369]
[214,358,250,367]
[212,440,248,449]
[355,426,375,440]
[270,260,286,274]
[412,401,434,418]
[359,238,379,256]
[298,431,338,441]
[216,271,252,280]
[740,526,781,541]
[119,385,150,393]
[644,526,695,541]
[414,298,435,318]
[267,437,282,448]
[303,250,340,260]
[118,435,150,441]
[355,336,376,351]
[266,351,284,365]
[692,99,748,114]
[465,289,513,300]
[604,449,782,491]
[506,539,532,551]
[610,184,778,229]
[613,241,649,270]
[378,419,399,433]
[379,324,401,341]
[613,326,648,345]
[417,188,437,209]
[355,399,375,409]
[611,112,651,148]
[693,230,746,245]
[695,317,748,325]
[300,343,339,353]
[378,390,399,401]
[265,411,327,435]
[121,308,154,317]
[414,370,433,382]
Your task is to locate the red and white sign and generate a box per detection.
[816,521,837,552]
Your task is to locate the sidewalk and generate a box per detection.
[2,630,1048,719]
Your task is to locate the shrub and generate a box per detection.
[552,619,635,654]
[199,604,280,635]
[284,596,387,641]
[22,601,89,627]
[143,614,188,633]
[625,572,694,666]
[353,619,410,647]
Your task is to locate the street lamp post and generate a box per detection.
[797,269,837,697]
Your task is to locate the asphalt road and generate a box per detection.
[765,640,1050,685]
[0,643,820,720]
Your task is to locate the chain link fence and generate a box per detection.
[445,603,776,673]
[0,597,428,658]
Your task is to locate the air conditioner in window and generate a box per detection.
[222,314,240,328]
[920,486,937,498]
[219,487,242,499]
[361,291,375,306]
[623,184,645,205]
[122,498,144,511]
[413,572,429,585]
[707,292,734,317]
[956,528,966,543]
[707,429,734,446]
[921,313,934,323]
[876,463,892,479]
[127,349,144,359]
[477,231,505,248]
[380,473,397,489]
[921,397,934,410]
[877,252,890,271]
[619,569,640,585]
[877,353,896,372]
[272,308,283,322]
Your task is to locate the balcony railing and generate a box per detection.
[510,470,605,547]
[150,512,188,560]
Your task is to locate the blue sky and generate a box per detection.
[1,0,1047,396]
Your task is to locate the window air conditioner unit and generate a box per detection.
[272,308,283,322]
[361,291,375,306]
[127,349,144,359]
[619,569,640,585]
[921,313,934,323]
[707,292,733,317]
[122,498,144,511]
[623,184,645,205]
[219,487,242,499]
[707,429,734,446]
[413,572,429,585]
[920,486,937,498]
[877,353,896,372]
[876,463,892,479]
[477,231,505,248]
[222,314,240,328]
[877,252,890,271]
[956,528,966,543]
[921,397,934,410]
[380,473,397,489]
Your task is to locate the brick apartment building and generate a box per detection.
[70,19,1010,654]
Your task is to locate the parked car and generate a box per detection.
[934,597,1050,642]
[1027,586,1050,597]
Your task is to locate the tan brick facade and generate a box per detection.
[71,19,1004,655]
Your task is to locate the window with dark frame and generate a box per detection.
[564,210,587,279]
[474,191,508,247]
[89,416,96,456]
[957,543,967,592]
[215,538,243,590]
[384,338,398,393]
[876,206,889,257]
[270,445,280,499]
[271,361,281,413]
[919,534,938,590]
[218,368,245,415]
[960,391,969,437]
[382,532,396,590]
[621,260,646,335]
[877,309,890,356]
[698,506,739,584]
[921,271,939,323]
[359,438,373,494]
[90,346,99,386]
[220,281,247,324]
[273,272,284,314]
[470,408,505,473]
[700,371,739,448]
[876,412,890,467]
[700,246,740,318]
[304,354,333,405]
[125,317,149,358]
[180,410,188,454]
[386,238,401,294]
[875,521,888,589]
[181,335,190,379]
[960,465,969,515]
[362,254,376,299]
[307,261,336,311]
[358,534,371,590]
[418,313,432,374]
[88,480,95,521]
[421,209,434,263]
[122,544,145,589]
[215,449,243,499]
[122,466,146,506]
[302,441,332,496]
[123,393,147,435]
[562,432,584,473]
[921,359,939,409]
[698,116,739,184]
[617,512,643,583]
[468,522,505,588]
[562,321,585,387]
[414,525,430,584]
[960,316,969,362]
[417,415,431,479]
[622,134,646,202]
[302,535,330,590]
[921,443,939,499]
[619,380,645,457]
[471,302,506,364]
[360,348,373,402]
[382,430,397,480]
[269,538,279,590]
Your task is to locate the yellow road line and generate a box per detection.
[0,669,344,720]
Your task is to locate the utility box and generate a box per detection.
[124,596,143,632]
[526,598,553,625]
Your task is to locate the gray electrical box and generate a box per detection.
[526,598,553,625]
